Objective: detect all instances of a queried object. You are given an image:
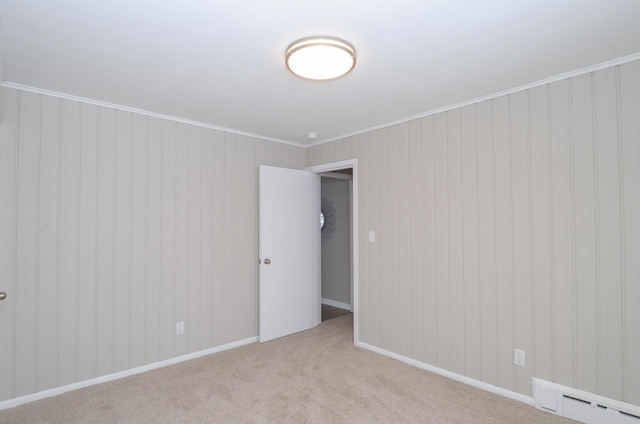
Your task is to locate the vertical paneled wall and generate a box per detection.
[306,59,640,405]
[0,86,305,402]
[2,59,639,406]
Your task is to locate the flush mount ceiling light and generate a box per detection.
[285,36,356,81]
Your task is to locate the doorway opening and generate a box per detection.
[306,159,358,344]
[319,170,352,321]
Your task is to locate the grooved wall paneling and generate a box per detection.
[0,86,304,401]
[306,59,640,405]
[1,58,639,407]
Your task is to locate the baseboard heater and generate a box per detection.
[533,378,640,424]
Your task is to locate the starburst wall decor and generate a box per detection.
[321,195,336,243]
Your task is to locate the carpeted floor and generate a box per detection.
[0,315,575,423]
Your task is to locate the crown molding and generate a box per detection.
[0,81,306,148]
[308,52,640,147]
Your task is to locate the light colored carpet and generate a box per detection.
[0,315,575,423]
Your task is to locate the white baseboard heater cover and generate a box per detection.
[533,378,640,424]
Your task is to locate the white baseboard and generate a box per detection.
[356,341,534,406]
[0,336,258,411]
[321,298,352,311]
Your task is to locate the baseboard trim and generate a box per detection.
[321,298,352,311]
[356,341,534,406]
[0,336,258,411]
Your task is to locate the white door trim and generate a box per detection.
[306,159,359,345]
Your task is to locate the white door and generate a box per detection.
[259,165,318,342]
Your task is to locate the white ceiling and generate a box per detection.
[2,0,640,146]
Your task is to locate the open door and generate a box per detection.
[259,165,318,342]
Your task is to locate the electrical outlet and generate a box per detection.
[514,349,526,367]
[176,322,185,336]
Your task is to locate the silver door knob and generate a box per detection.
[263,258,271,265]
[0,292,6,301]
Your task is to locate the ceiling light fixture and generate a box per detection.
[285,36,356,81]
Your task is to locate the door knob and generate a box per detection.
[0,292,6,301]
[263,258,271,265]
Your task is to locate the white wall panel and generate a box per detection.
[143,116,163,366]
[528,85,554,384]
[407,120,424,361]
[475,100,499,387]
[159,119,177,361]
[246,137,259,339]
[619,60,640,404]
[549,80,575,389]
[223,133,236,343]
[58,99,81,386]
[510,91,534,395]
[37,95,60,392]
[365,131,378,347]
[211,129,226,348]
[447,109,464,377]
[187,125,203,354]
[174,122,189,357]
[14,91,40,397]
[397,123,410,358]
[77,103,99,381]
[0,89,18,402]
[386,126,400,354]
[130,114,148,369]
[419,116,437,368]
[200,128,214,349]
[305,59,640,406]
[234,137,247,340]
[0,86,305,402]
[113,110,133,373]
[571,74,599,396]
[359,132,373,344]
[96,106,116,376]
[460,105,481,382]
[376,130,389,350]
[593,68,624,401]
[492,95,515,393]
[433,113,450,370]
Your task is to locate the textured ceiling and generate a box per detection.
[2,0,640,146]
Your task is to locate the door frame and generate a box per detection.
[306,159,358,344]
